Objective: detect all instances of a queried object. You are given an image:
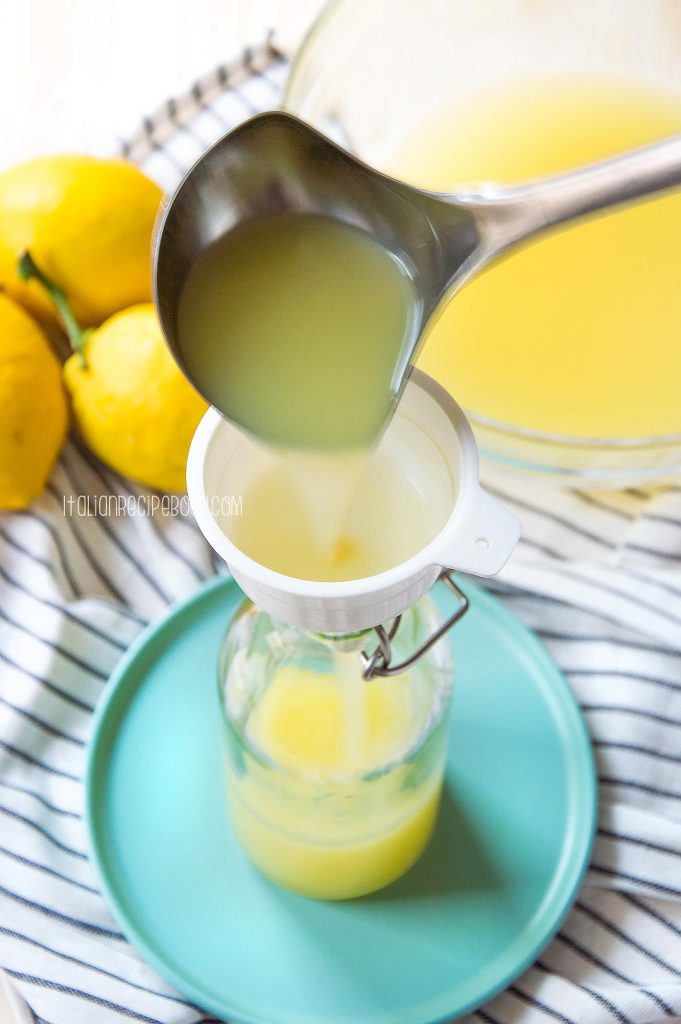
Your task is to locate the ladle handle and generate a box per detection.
[476,133,681,253]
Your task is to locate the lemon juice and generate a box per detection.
[225,439,450,581]
[388,77,681,439]
[227,658,443,899]
[221,601,451,900]
[180,191,450,901]
[177,211,418,451]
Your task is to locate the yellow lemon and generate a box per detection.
[0,293,68,509]
[0,156,162,327]
[63,304,207,492]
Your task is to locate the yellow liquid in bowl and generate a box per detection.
[390,78,681,439]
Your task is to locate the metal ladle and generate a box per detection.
[154,110,681,389]
[158,111,681,676]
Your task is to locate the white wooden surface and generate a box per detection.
[0,0,325,167]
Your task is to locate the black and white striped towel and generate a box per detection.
[1,38,681,1024]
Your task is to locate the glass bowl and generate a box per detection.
[284,0,681,488]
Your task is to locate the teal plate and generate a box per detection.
[85,575,596,1024]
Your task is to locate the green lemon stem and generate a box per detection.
[17,251,91,368]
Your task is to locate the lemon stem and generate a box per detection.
[17,251,91,368]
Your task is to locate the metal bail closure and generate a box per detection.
[359,571,469,679]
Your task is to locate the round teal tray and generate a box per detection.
[85,575,596,1024]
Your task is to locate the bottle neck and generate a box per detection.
[309,628,374,654]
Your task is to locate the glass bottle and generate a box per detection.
[217,593,453,900]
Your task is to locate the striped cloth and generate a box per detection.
[1,36,681,1024]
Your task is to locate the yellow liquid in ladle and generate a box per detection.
[179,211,433,579]
[178,212,418,450]
[390,77,681,439]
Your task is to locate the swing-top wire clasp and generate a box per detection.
[359,570,469,679]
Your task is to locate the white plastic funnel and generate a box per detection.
[187,369,520,633]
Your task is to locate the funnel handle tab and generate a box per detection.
[438,487,520,577]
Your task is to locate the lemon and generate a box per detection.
[0,293,68,509]
[0,156,162,327]
[63,304,207,492]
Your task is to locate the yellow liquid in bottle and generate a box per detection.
[389,77,681,439]
[228,658,442,900]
